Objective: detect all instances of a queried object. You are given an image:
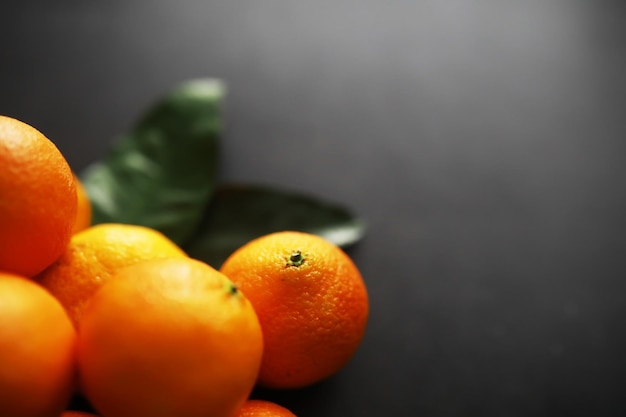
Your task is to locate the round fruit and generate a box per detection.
[77,257,264,417]
[36,223,188,327]
[0,115,77,277]
[71,174,92,234]
[234,399,297,417]
[0,271,77,417]
[220,231,369,389]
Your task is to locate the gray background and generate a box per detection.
[2,1,625,416]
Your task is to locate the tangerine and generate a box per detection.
[0,271,77,417]
[233,399,297,417]
[71,174,92,234]
[77,257,263,417]
[36,223,188,327]
[220,231,369,389]
[0,115,77,277]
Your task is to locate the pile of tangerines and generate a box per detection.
[0,115,369,417]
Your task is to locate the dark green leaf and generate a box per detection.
[81,78,225,245]
[183,184,366,268]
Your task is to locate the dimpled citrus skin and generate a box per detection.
[0,115,77,277]
[233,399,297,417]
[77,257,263,417]
[35,223,188,328]
[220,231,369,389]
[0,271,77,417]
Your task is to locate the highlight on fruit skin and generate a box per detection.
[233,399,297,417]
[220,230,369,389]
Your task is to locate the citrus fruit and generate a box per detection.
[219,231,369,389]
[0,115,77,277]
[0,271,77,417]
[71,174,92,234]
[35,223,188,327]
[233,399,297,417]
[77,257,263,417]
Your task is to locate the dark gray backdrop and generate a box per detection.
[2,2,625,416]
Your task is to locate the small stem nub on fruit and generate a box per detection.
[287,250,306,267]
[227,282,239,296]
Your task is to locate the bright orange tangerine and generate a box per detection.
[77,257,264,417]
[220,231,369,389]
[0,271,77,417]
[0,115,77,277]
[36,223,188,328]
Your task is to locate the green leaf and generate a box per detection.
[183,184,366,268]
[81,78,225,245]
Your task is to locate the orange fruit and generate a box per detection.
[233,399,297,417]
[71,174,92,234]
[77,257,263,417]
[0,115,77,277]
[35,223,188,328]
[220,231,369,389]
[0,271,77,417]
